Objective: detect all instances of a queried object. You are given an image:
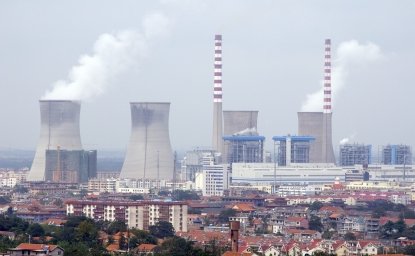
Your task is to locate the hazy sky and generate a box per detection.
[1,0,415,154]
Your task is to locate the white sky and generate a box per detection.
[0,0,414,154]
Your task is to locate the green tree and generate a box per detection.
[308,215,323,232]
[218,209,237,224]
[129,194,144,201]
[27,223,45,237]
[76,220,98,245]
[309,201,324,211]
[149,221,175,239]
[157,236,203,256]
[107,220,127,235]
[58,241,90,256]
[172,190,200,201]
[344,232,357,241]
[130,229,157,245]
[404,245,415,256]
[119,233,128,250]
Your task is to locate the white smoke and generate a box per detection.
[42,12,170,101]
[339,133,356,145]
[301,40,384,112]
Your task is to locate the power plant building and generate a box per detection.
[339,144,372,166]
[273,135,315,166]
[382,144,412,165]
[223,135,265,163]
[120,102,174,180]
[28,100,89,182]
[45,149,97,183]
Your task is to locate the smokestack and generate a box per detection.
[230,221,240,252]
[298,39,335,163]
[323,39,332,114]
[212,34,224,155]
[28,100,83,181]
[120,102,174,180]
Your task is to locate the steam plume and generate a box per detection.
[301,40,384,112]
[42,12,170,101]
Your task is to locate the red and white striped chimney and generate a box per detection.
[323,39,332,114]
[213,35,222,103]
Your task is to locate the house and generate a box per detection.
[8,243,64,256]
[285,217,308,230]
[135,244,157,255]
[0,231,15,240]
[263,245,280,256]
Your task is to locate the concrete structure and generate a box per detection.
[212,34,224,155]
[273,135,315,166]
[223,135,265,163]
[339,143,372,166]
[45,149,96,183]
[298,112,335,164]
[28,100,83,181]
[120,102,174,180]
[231,163,346,185]
[382,144,412,165]
[66,200,187,232]
[223,110,258,136]
[195,164,230,196]
[180,149,216,181]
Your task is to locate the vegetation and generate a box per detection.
[309,201,324,211]
[218,209,237,224]
[308,215,323,232]
[171,190,200,201]
[149,221,175,239]
[343,232,357,241]
[129,194,144,201]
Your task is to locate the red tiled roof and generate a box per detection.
[137,243,157,251]
[15,243,59,251]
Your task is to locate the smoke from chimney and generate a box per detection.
[301,40,384,112]
[42,12,170,101]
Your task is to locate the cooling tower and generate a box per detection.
[297,112,335,163]
[28,100,83,181]
[120,102,174,180]
[223,111,259,135]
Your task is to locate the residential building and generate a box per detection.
[195,164,230,196]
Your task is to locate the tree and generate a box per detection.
[129,194,144,201]
[172,190,200,201]
[107,220,127,235]
[157,236,203,256]
[130,228,157,245]
[76,220,98,246]
[0,196,11,204]
[309,201,324,212]
[344,232,357,241]
[308,215,323,232]
[27,223,45,237]
[119,233,128,250]
[218,209,237,224]
[404,245,415,256]
[149,221,175,239]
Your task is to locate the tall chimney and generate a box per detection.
[230,221,240,252]
[323,39,332,114]
[212,34,224,155]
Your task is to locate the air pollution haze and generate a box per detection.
[301,40,385,112]
[42,12,170,101]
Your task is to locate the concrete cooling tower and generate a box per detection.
[28,100,83,181]
[120,102,174,180]
[297,112,335,163]
[223,111,259,135]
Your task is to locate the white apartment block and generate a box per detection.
[195,164,230,196]
[66,200,187,232]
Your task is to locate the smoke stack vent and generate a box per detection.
[212,34,224,155]
[230,221,240,252]
[323,38,332,113]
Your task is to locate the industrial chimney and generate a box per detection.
[120,102,174,180]
[298,39,335,164]
[28,100,83,181]
[230,221,240,253]
[212,34,224,155]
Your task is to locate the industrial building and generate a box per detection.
[273,135,314,166]
[28,100,89,182]
[180,149,216,181]
[382,144,412,165]
[66,200,188,232]
[223,135,264,163]
[120,102,174,180]
[45,149,96,183]
[339,143,372,166]
[297,39,335,164]
[223,111,258,136]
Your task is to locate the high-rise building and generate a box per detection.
[273,135,315,166]
[120,102,174,180]
[382,145,412,165]
[339,144,371,166]
[195,164,230,196]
